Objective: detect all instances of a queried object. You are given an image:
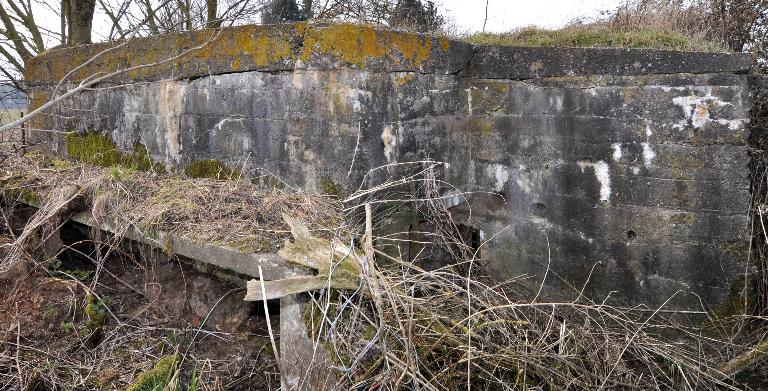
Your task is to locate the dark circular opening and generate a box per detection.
[626,230,637,241]
[532,202,548,217]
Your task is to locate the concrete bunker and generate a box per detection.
[22,22,754,312]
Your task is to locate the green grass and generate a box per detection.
[463,26,726,52]
[126,354,178,391]
[124,354,206,391]
[106,165,137,181]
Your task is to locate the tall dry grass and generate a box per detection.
[293,161,765,390]
[464,0,767,53]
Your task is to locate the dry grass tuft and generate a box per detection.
[463,1,726,52]
[0,153,766,389]
[0,151,343,259]
[303,162,763,390]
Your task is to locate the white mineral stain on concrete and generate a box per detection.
[641,142,656,167]
[485,164,510,192]
[550,95,564,112]
[211,117,249,151]
[348,89,371,113]
[611,143,623,162]
[641,125,655,167]
[511,163,533,194]
[717,118,748,130]
[157,80,185,164]
[465,88,473,115]
[578,160,611,202]
[381,125,397,162]
[291,72,304,89]
[672,88,731,130]
[442,189,465,209]
[577,231,595,244]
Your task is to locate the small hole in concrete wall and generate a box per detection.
[627,230,637,241]
[457,223,481,255]
[532,203,548,217]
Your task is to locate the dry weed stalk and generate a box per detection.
[0,151,766,389]
[0,151,342,268]
[0,151,320,389]
[608,0,716,41]
[300,161,756,390]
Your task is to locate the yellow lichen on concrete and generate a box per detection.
[253,34,295,66]
[301,24,387,67]
[25,22,444,85]
[439,36,450,51]
[204,26,298,70]
[390,31,432,66]
[465,117,494,137]
[469,81,510,113]
[300,24,433,68]
[394,73,415,86]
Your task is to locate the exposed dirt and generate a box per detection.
[0,223,280,390]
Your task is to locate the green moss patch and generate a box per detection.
[65,133,122,166]
[125,354,178,391]
[85,294,107,332]
[184,159,240,180]
[125,143,165,172]
[65,133,164,172]
[320,178,347,200]
[0,183,39,205]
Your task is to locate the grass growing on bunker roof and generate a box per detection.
[0,152,343,254]
[463,25,726,52]
[463,1,729,52]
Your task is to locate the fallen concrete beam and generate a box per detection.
[67,208,306,281]
[9,199,338,391]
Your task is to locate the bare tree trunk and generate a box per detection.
[178,0,192,30]
[70,0,96,44]
[302,0,312,18]
[60,0,67,45]
[206,0,219,28]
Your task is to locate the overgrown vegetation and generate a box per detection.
[291,162,767,390]
[1,150,768,389]
[1,151,340,256]
[264,0,444,32]
[748,75,768,316]
[125,354,178,391]
[464,0,767,55]
[0,152,282,389]
[465,25,726,52]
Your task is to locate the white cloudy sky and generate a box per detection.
[438,0,622,33]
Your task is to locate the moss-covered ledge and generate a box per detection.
[24,22,752,88]
[24,23,470,86]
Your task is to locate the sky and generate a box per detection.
[438,0,623,33]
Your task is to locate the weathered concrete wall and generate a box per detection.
[25,23,754,309]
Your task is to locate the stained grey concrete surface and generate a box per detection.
[25,23,753,310]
